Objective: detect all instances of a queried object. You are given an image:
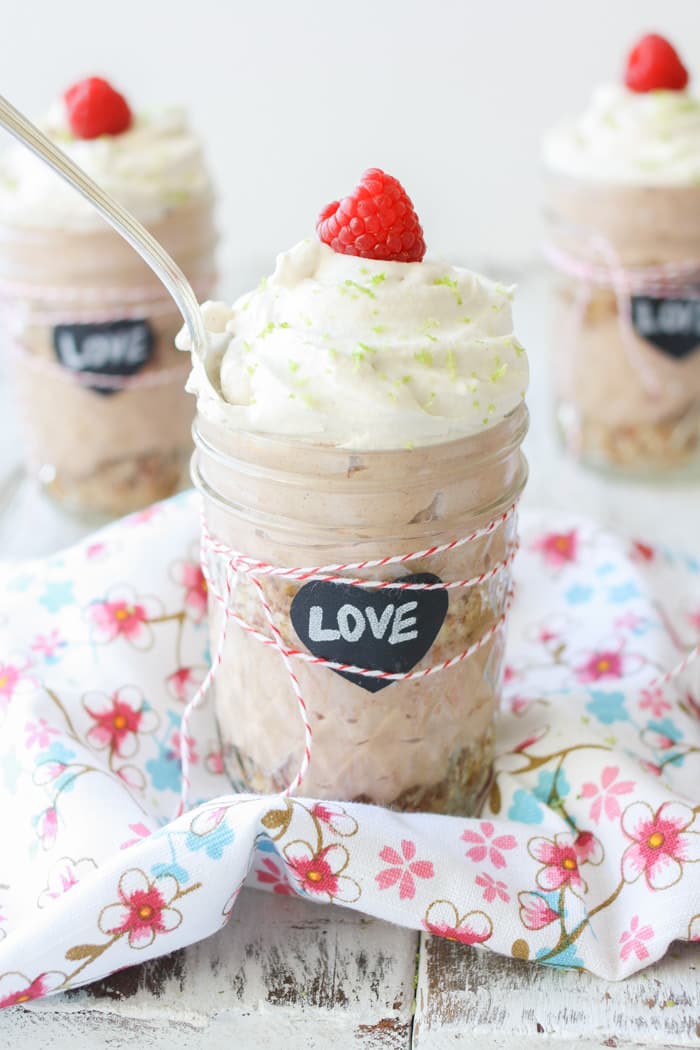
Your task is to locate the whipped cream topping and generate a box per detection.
[544,84,700,186]
[178,238,528,450]
[0,102,212,229]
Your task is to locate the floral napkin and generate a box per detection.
[0,491,698,1007]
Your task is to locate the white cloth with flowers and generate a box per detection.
[0,490,698,1008]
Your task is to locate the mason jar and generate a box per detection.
[0,197,216,515]
[544,175,700,476]
[192,402,528,815]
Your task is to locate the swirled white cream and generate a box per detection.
[0,102,212,228]
[178,238,528,449]
[544,84,700,185]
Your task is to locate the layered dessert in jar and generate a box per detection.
[543,34,700,474]
[0,76,217,514]
[180,169,529,814]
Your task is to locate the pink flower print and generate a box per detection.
[30,630,65,661]
[255,857,294,896]
[172,560,208,622]
[0,662,24,708]
[613,611,644,632]
[284,842,359,903]
[98,869,182,949]
[166,666,207,704]
[512,724,549,753]
[24,719,60,750]
[621,801,700,890]
[580,766,635,824]
[88,586,161,649]
[376,840,435,900]
[534,529,578,567]
[37,807,58,850]
[205,748,225,776]
[37,856,97,908]
[619,915,654,962]
[687,608,700,632]
[538,626,559,644]
[169,732,198,766]
[85,541,107,560]
[475,872,510,903]
[575,648,624,684]
[510,696,533,716]
[423,900,492,945]
[461,822,517,869]
[83,685,158,760]
[311,802,358,837]
[128,506,162,525]
[631,540,654,562]
[518,891,560,930]
[0,971,65,1008]
[120,823,153,850]
[528,831,602,893]
[639,758,663,778]
[639,686,672,719]
[503,665,516,684]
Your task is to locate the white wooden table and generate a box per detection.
[1,271,699,1047]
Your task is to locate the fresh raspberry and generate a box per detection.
[624,34,689,93]
[317,168,425,263]
[64,77,132,139]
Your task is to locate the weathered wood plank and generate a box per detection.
[8,888,418,1049]
[413,937,700,1049]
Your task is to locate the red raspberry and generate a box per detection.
[64,77,132,139]
[317,168,425,263]
[624,34,689,93]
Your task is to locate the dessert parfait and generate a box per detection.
[181,169,529,815]
[543,34,700,474]
[0,76,217,514]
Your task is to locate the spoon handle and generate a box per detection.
[0,93,207,353]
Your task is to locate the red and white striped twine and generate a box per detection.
[175,503,520,814]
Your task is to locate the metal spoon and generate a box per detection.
[0,93,207,355]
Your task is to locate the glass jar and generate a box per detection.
[0,198,216,516]
[544,175,700,476]
[192,403,528,815]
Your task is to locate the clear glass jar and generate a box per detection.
[544,175,700,476]
[0,198,217,516]
[192,404,528,815]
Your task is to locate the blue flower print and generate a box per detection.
[586,691,627,725]
[565,584,593,605]
[607,582,641,603]
[507,789,544,825]
[536,942,585,970]
[39,580,75,613]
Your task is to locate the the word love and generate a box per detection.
[290,574,448,693]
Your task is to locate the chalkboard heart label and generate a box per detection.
[289,573,448,693]
[53,318,154,396]
[630,294,700,360]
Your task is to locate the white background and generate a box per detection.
[3,0,700,292]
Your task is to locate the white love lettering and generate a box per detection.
[365,604,395,640]
[306,600,420,646]
[337,604,365,642]
[307,606,340,642]
[388,601,419,645]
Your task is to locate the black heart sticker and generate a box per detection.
[631,295,700,361]
[289,573,448,693]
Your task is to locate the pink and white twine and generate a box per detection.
[174,502,520,815]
